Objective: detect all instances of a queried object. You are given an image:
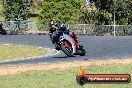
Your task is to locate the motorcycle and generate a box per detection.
[53,32,86,57]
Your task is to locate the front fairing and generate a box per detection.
[62,33,77,53]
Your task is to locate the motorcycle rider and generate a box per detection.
[48,19,83,51]
[48,19,59,44]
[0,21,6,35]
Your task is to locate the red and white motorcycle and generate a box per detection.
[55,33,86,57]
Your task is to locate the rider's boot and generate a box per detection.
[70,33,84,50]
[74,37,83,50]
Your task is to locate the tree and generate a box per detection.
[89,0,132,25]
[78,4,112,25]
[113,0,132,25]
[3,0,31,21]
[38,0,83,24]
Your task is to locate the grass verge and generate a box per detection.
[0,44,48,61]
[0,63,131,88]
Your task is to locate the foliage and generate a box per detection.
[80,0,132,25]
[79,7,112,25]
[3,0,31,21]
[38,0,83,24]
[113,0,132,25]
[2,0,132,25]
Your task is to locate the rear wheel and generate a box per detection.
[60,40,75,57]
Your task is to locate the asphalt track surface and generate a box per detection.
[0,35,132,65]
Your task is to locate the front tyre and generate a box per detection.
[60,41,75,57]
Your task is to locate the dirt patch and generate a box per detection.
[0,58,132,75]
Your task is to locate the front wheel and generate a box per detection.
[60,41,75,57]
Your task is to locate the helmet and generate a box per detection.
[48,19,56,27]
[60,23,64,27]
[60,23,66,31]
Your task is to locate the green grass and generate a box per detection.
[0,44,47,61]
[0,64,131,88]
